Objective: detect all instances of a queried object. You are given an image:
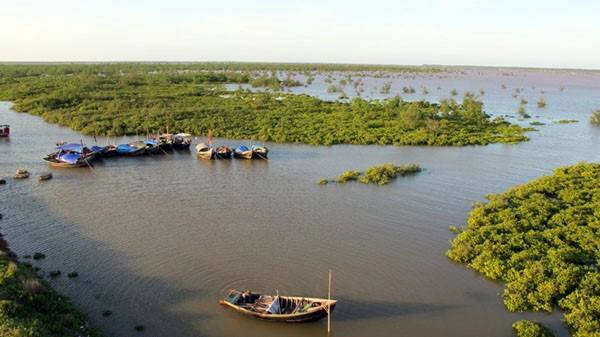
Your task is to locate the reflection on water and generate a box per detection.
[1,69,599,337]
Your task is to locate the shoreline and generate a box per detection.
[0,226,102,337]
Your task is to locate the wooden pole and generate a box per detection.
[328,269,332,334]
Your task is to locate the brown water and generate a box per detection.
[1,68,599,337]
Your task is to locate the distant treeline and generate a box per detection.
[0,64,527,146]
[0,62,444,75]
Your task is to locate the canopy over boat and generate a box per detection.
[57,143,84,153]
[57,153,82,164]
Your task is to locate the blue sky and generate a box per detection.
[1,0,599,68]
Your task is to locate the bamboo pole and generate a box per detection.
[328,269,332,334]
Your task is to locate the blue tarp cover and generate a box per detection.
[236,145,249,152]
[57,153,81,164]
[117,144,136,153]
[57,143,83,153]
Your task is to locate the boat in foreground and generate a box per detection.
[196,143,214,159]
[219,290,336,323]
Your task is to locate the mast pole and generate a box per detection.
[328,269,332,334]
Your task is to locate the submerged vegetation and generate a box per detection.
[324,163,422,186]
[447,163,600,337]
[0,64,529,146]
[0,239,101,337]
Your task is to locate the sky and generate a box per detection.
[1,0,599,69]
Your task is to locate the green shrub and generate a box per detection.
[512,320,555,337]
[590,109,600,126]
[447,163,600,337]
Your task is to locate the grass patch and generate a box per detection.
[555,119,578,124]
[0,246,101,336]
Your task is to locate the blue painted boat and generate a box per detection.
[116,142,146,156]
[234,145,253,159]
[43,143,95,168]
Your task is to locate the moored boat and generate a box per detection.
[196,143,214,160]
[0,124,9,137]
[219,290,337,323]
[154,133,173,150]
[251,145,269,159]
[215,145,232,159]
[173,133,192,150]
[233,145,253,159]
[116,141,146,156]
[144,139,160,154]
[43,143,96,168]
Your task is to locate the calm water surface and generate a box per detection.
[1,68,599,337]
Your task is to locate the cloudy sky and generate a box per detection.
[1,0,599,68]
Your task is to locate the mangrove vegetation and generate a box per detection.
[322,163,422,185]
[0,64,529,146]
[447,163,600,337]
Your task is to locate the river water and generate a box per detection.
[1,68,599,337]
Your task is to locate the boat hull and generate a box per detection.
[216,151,232,159]
[197,148,215,160]
[252,150,268,159]
[234,150,253,159]
[43,157,91,168]
[219,293,336,323]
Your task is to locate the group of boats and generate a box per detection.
[196,144,269,160]
[41,132,269,168]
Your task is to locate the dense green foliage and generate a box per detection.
[0,64,528,146]
[359,163,422,185]
[0,247,100,337]
[326,163,422,185]
[591,109,600,126]
[447,163,600,337]
[512,320,556,337]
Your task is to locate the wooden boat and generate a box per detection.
[0,124,9,137]
[116,142,146,156]
[234,145,253,159]
[103,145,119,157]
[144,140,160,154]
[219,290,336,323]
[251,145,269,159]
[215,145,232,159]
[154,133,173,150]
[43,143,96,168]
[196,143,214,160]
[173,133,192,150]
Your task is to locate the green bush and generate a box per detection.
[512,320,555,337]
[590,109,600,126]
[327,163,422,186]
[447,163,600,337]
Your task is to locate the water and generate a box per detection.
[1,68,599,337]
